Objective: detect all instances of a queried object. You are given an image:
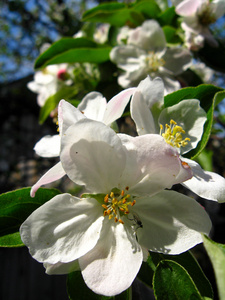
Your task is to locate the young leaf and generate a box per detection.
[203,235,225,300]
[164,85,225,159]
[0,187,61,238]
[67,271,131,300]
[153,260,203,300]
[34,38,111,70]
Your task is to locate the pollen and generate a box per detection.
[160,119,190,148]
[102,188,136,224]
[145,52,165,72]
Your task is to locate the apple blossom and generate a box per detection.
[20,118,211,296]
[131,76,225,202]
[175,0,225,50]
[110,20,192,94]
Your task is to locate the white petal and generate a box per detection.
[181,158,225,202]
[44,259,80,275]
[162,48,192,75]
[77,92,107,122]
[30,162,66,197]
[176,0,201,16]
[58,100,85,135]
[103,88,136,126]
[34,135,61,157]
[134,190,211,254]
[118,134,192,196]
[20,194,103,264]
[160,74,181,95]
[79,220,143,296]
[130,90,156,135]
[60,119,126,193]
[110,45,145,66]
[136,76,164,108]
[158,99,207,155]
[128,20,166,52]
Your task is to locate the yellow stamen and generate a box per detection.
[102,187,136,225]
[160,119,190,149]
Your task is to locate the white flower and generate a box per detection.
[110,20,192,94]
[131,76,225,202]
[27,64,72,107]
[175,0,225,50]
[20,118,211,296]
[30,88,136,196]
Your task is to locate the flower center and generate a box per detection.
[145,52,165,72]
[198,3,216,26]
[102,187,136,224]
[160,119,190,148]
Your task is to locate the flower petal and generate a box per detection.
[77,92,107,122]
[118,134,192,196]
[30,162,66,197]
[176,0,201,16]
[158,99,207,155]
[44,259,80,275]
[20,194,103,264]
[136,76,164,109]
[103,87,136,126]
[181,158,225,202]
[131,90,156,135]
[58,99,85,135]
[128,20,166,52]
[60,119,126,193]
[34,135,61,157]
[162,48,192,75]
[79,220,143,296]
[134,190,211,254]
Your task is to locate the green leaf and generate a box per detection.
[67,271,131,300]
[131,0,161,20]
[82,2,144,27]
[39,85,79,124]
[157,6,177,27]
[138,251,213,299]
[153,260,203,300]
[0,187,61,239]
[34,37,111,70]
[0,232,24,247]
[195,148,213,172]
[162,25,182,44]
[164,84,225,159]
[203,235,225,300]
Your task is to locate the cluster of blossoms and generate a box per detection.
[20,75,225,296]
[20,1,225,296]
